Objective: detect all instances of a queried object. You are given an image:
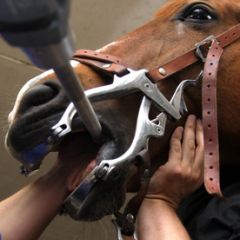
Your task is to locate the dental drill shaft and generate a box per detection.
[54,63,102,140]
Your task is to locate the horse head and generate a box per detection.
[5,0,240,222]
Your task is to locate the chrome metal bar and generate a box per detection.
[54,62,102,140]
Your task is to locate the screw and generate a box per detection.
[143,169,150,179]
[102,63,112,69]
[159,67,167,76]
[126,214,135,223]
[96,165,109,179]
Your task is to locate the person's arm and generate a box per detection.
[137,115,204,240]
[0,165,69,240]
[137,199,191,240]
[0,144,95,240]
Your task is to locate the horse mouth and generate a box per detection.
[58,119,122,172]
[7,113,128,220]
[57,119,129,221]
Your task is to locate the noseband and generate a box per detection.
[21,23,240,239]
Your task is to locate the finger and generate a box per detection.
[168,126,183,164]
[182,115,197,165]
[193,119,204,170]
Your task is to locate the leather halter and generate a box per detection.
[71,24,240,237]
[74,23,240,198]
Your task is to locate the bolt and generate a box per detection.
[143,169,150,179]
[96,165,109,179]
[102,63,112,69]
[126,214,135,223]
[159,67,167,76]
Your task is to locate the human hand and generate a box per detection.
[145,115,204,209]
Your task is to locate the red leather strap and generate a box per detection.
[218,23,240,48]
[74,49,123,64]
[147,48,199,82]
[74,49,129,76]
[148,23,240,83]
[202,40,223,196]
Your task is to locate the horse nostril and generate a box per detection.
[20,82,60,112]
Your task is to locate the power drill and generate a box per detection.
[0,0,102,140]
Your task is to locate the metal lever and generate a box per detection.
[83,74,200,182]
[86,69,181,120]
[48,102,76,144]
[171,71,202,114]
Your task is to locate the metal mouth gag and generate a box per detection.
[47,68,200,215]
[57,69,201,239]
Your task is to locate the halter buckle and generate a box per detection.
[195,35,217,62]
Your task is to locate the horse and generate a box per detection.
[5,0,240,235]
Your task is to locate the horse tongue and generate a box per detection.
[57,132,98,191]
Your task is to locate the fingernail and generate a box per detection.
[188,115,196,121]
[197,119,203,127]
[177,126,184,137]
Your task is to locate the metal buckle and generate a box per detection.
[195,35,217,62]
[112,217,138,240]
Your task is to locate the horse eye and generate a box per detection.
[177,4,217,23]
[186,7,213,21]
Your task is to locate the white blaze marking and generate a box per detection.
[176,22,185,37]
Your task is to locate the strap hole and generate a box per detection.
[106,56,109,59]
[207,98,211,102]
[84,50,88,53]
[209,152,213,156]
[212,54,215,57]
[209,166,214,169]
[207,111,211,115]
[208,72,212,76]
[209,138,213,143]
[117,60,120,63]
[208,124,212,128]
[224,36,228,40]
[215,47,218,50]
[207,84,211,88]
[210,62,214,66]
[210,178,214,181]
[233,32,236,36]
